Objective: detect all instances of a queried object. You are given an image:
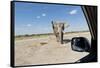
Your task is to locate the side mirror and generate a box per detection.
[71,37,91,52]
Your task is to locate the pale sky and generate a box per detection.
[15,2,89,35]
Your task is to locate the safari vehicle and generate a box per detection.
[74,6,97,63]
[51,6,97,63]
[11,1,97,67]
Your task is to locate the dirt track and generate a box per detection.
[15,32,91,66]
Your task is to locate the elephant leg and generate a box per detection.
[59,31,63,44]
[56,33,59,42]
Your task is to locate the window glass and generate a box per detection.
[14,2,91,66]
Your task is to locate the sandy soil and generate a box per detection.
[15,32,91,66]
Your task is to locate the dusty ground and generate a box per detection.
[15,32,91,66]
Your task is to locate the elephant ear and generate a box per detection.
[64,23,70,28]
[51,21,54,29]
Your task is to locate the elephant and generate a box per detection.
[52,21,69,44]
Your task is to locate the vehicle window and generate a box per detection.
[14,2,91,66]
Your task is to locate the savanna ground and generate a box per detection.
[15,31,91,66]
